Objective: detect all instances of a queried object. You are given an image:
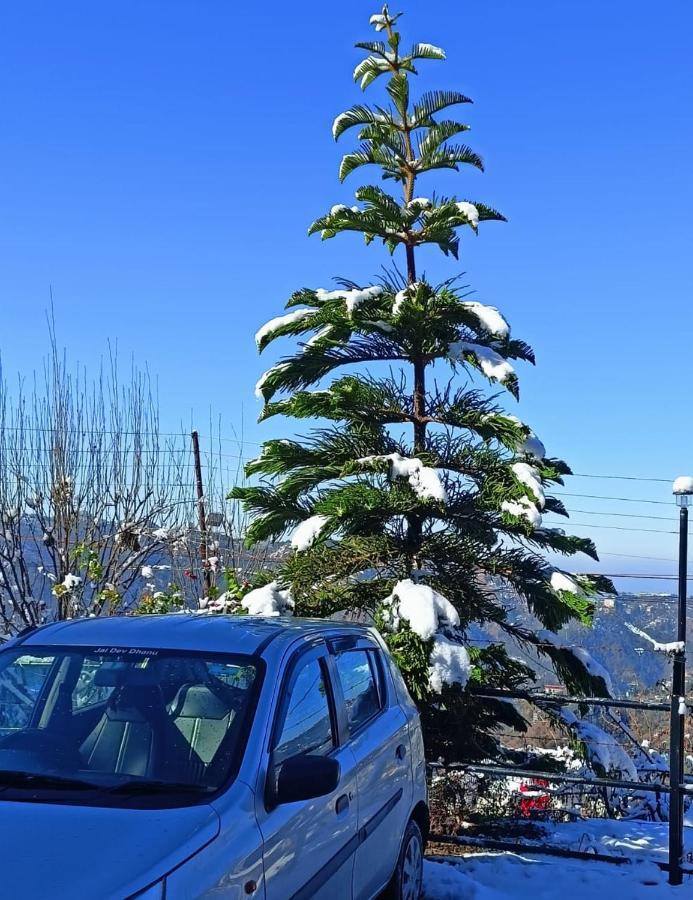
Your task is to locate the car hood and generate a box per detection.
[0,798,220,898]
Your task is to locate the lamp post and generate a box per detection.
[669,476,692,885]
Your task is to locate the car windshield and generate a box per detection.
[0,644,259,804]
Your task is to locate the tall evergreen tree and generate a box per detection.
[232,6,613,760]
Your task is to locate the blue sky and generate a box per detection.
[1,1,692,587]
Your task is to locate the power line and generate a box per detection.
[571,473,671,484]
[600,551,678,563]
[568,522,677,535]
[565,508,676,522]
[555,491,673,506]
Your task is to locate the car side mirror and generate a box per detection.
[275,754,340,805]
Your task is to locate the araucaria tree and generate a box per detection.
[233,6,613,760]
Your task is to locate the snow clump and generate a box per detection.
[383,579,459,640]
[463,301,510,339]
[428,634,471,693]
[501,497,542,528]
[447,341,515,383]
[393,282,421,315]
[255,308,315,348]
[357,452,446,502]
[455,201,479,228]
[673,475,693,495]
[290,515,329,551]
[242,581,294,617]
[511,462,545,508]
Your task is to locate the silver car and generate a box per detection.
[0,614,428,899]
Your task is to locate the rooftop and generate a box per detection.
[16,613,371,656]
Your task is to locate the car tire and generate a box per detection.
[385,818,424,900]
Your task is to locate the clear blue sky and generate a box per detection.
[1,1,692,587]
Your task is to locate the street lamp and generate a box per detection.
[668,476,692,885]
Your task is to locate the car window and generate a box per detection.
[0,653,55,735]
[73,658,116,711]
[273,657,334,765]
[334,649,382,734]
[0,645,260,805]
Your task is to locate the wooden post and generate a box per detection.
[191,430,211,597]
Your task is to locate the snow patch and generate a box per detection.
[61,573,81,592]
[550,571,583,596]
[428,633,471,692]
[518,432,546,459]
[673,475,693,494]
[463,301,510,339]
[255,362,289,400]
[511,462,546,508]
[315,285,383,315]
[255,308,315,348]
[242,581,294,617]
[626,623,685,654]
[557,709,637,780]
[455,201,479,228]
[290,515,329,551]
[408,197,432,209]
[357,452,446,502]
[501,497,542,528]
[392,282,421,315]
[448,341,515,383]
[537,630,613,695]
[384,579,460,640]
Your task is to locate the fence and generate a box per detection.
[428,687,693,882]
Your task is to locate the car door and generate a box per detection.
[329,637,412,900]
[255,642,358,900]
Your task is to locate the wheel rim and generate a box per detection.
[401,833,423,900]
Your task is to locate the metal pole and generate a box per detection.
[668,503,687,886]
[191,430,211,598]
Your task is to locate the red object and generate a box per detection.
[183,569,197,580]
[518,778,550,816]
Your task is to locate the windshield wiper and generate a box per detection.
[108,779,210,796]
[0,770,101,791]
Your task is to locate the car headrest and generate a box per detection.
[171,684,233,720]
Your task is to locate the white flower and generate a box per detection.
[141,565,154,580]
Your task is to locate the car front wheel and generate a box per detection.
[387,818,423,900]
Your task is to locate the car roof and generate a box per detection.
[15,614,375,657]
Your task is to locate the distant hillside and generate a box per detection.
[479,591,688,698]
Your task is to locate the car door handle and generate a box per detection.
[335,793,350,814]
[396,743,406,760]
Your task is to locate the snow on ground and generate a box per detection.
[423,853,677,899]
[423,819,692,898]
[536,816,692,862]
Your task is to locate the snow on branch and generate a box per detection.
[511,462,546,508]
[428,633,471,693]
[242,581,294,617]
[462,301,510,339]
[255,308,316,349]
[316,284,384,315]
[383,578,460,640]
[357,452,447,502]
[557,708,638,781]
[500,497,542,528]
[536,629,613,696]
[290,515,329,551]
[625,622,685,655]
[447,340,515,383]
